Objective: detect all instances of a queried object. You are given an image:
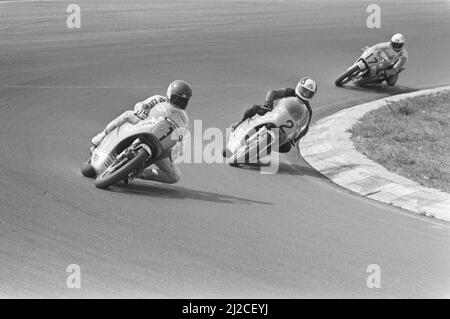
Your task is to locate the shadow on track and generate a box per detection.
[235,161,326,178]
[107,183,273,206]
[340,84,418,95]
[276,162,328,177]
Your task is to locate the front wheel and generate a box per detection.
[335,64,361,87]
[94,147,150,190]
[230,126,275,166]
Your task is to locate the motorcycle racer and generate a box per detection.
[90,80,192,184]
[355,33,408,86]
[231,77,316,153]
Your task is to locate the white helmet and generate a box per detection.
[390,33,405,52]
[295,77,317,101]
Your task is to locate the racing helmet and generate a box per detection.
[390,33,405,52]
[295,77,317,101]
[167,80,192,110]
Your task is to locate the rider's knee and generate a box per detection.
[279,142,292,153]
[386,73,399,86]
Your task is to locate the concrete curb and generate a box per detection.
[300,86,450,221]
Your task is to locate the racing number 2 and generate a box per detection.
[279,120,294,134]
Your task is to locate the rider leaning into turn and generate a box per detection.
[231,77,317,153]
[91,80,192,184]
[358,33,408,86]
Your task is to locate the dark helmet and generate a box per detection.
[167,80,192,110]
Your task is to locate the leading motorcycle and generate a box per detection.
[335,46,403,87]
[81,105,183,189]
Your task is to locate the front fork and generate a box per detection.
[355,60,369,75]
[353,60,386,83]
[119,140,153,178]
[119,137,151,156]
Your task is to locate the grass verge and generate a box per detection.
[350,90,450,193]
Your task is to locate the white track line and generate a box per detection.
[0,84,254,89]
[0,0,57,4]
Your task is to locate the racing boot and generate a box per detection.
[122,144,153,185]
[385,73,399,87]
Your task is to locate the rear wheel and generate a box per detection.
[94,148,150,190]
[335,64,361,87]
[81,157,96,178]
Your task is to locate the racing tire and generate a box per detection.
[94,148,150,190]
[81,157,96,178]
[335,64,361,87]
[230,127,273,166]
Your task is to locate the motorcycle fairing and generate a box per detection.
[227,97,307,159]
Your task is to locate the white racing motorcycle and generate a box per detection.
[335,46,403,87]
[81,109,182,189]
[223,97,307,166]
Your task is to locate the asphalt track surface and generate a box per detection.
[0,0,449,298]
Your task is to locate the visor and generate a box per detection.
[170,94,189,109]
[299,87,315,100]
[391,41,403,50]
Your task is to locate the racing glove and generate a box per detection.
[134,102,151,120]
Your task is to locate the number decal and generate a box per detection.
[365,53,378,64]
[279,120,294,134]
